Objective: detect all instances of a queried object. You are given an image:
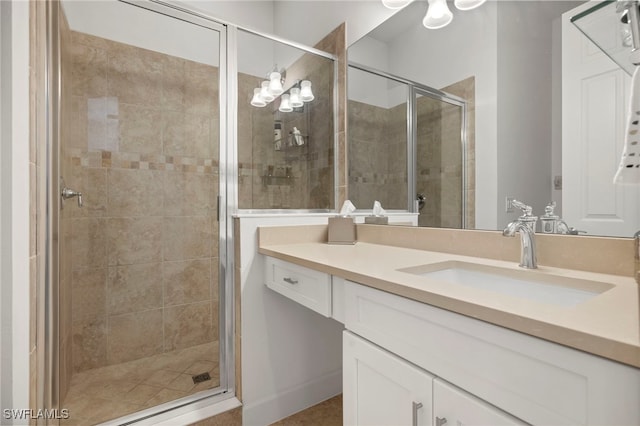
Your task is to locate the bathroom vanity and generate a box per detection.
[259,224,640,426]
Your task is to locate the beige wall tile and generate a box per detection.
[72,218,108,269]
[164,302,214,351]
[70,42,107,98]
[163,216,212,261]
[161,55,186,111]
[107,169,164,217]
[72,268,107,321]
[107,217,163,265]
[107,263,163,315]
[108,309,164,364]
[107,44,162,107]
[118,103,163,154]
[163,259,211,306]
[72,318,108,372]
[163,171,216,217]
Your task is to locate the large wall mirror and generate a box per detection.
[348,0,640,238]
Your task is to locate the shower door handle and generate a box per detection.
[61,187,83,208]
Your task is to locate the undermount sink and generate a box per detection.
[397,261,613,307]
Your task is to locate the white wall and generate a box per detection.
[274,0,398,47]
[495,1,576,228]
[237,215,344,426]
[0,0,30,421]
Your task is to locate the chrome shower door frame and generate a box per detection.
[42,0,237,423]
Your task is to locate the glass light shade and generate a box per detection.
[260,81,274,102]
[381,0,413,9]
[289,87,304,108]
[279,94,293,112]
[250,88,266,107]
[454,0,486,10]
[300,80,314,102]
[268,71,284,96]
[423,0,453,29]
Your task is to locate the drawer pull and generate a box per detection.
[436,416,448,426]
[412,402,423,426]
[283,277,299,285]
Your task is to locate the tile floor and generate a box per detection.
[272,395,343,426]
[62,342,219,425]
[190,395,343,426]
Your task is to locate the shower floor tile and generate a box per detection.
[62,341,219,425]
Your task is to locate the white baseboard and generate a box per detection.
[242,369,342,426]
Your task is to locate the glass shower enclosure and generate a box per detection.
[347,64,469,228]
[46,1,232,423]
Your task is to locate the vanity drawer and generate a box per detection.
[264,256,332,317]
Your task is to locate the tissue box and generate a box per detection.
[328,217,356,245]
[364,216,388,225]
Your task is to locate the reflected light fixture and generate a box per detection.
[383,0,485,30]
[300,80,314,102]
[268,71,284,96]
[382,0,413,9]
[279,94,293,112]
[289,87,304,108]
[250,74,315,110]
[260,81,275,102]
[423,0,453,29]
[250,88,266,107]
[454,0,486,11]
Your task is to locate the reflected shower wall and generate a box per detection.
[348,68,408,210]
[237,30,335,210]
[416,93,463,228]
[348,65,475,227]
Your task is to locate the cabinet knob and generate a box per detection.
[412,402,423,426]
[436,416,448,426]
[283,277,298,285]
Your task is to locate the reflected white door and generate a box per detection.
[562,4,638,237]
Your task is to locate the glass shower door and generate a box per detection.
[55,1,228,423]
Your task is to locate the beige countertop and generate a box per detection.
[258,238,640,369]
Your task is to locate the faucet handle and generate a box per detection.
[511,199,533,217]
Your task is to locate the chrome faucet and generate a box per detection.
[503,199,538,269]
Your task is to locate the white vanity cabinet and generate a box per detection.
[343,331,524,426]
[262,256,640,426]
[343,331,434,426]
[343,280,640,426]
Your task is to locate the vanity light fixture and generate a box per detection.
[453,0,486,11]
[260,81,275,102]
[300,80,314,102]
[250,88,266,107]
[383,0,485,30]
[268,71,284,96]
[423,0,453,29]
[279,94,293,112]
[250,78,315,111]
[289,87,304,108]
[382,0,414,9]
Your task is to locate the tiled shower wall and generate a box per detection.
[237,45,335,210]
[64,31,219,374]
[348,100,407,210]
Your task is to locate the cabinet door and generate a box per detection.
[344,331,434,426]
[433,379,526,426]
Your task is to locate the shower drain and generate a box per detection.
[192,372,212,384]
